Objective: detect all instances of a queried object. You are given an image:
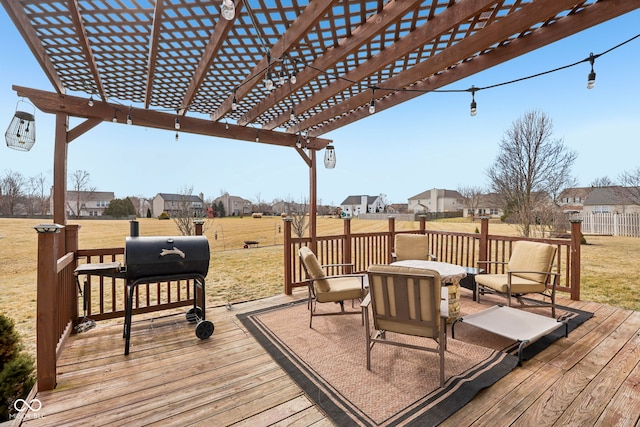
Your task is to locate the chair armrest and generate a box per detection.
[361,293,371,307]
[477,260,508,266]
[507,270,559,277]
[321,263,355,268]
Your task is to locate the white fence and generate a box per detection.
[574,212,640,237]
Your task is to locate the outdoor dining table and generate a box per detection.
[390,260,467,322]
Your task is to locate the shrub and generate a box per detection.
[158,212,170,220]
[0,315,35,421]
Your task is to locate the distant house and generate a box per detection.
[340,195,385,217]
[462,193,504,219]
[557,187,592,214]
[62,190,115,217]
[582,186,640,214]
[408,189,464,213]
[213,193,252,217]
[386,203,409,214]
[152,193,205,218]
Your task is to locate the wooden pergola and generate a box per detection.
[3,0,638,239]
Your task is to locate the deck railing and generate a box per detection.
[34,221,206,391]
[284,216,581,301]
[37,217,581,392]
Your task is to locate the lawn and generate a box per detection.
[1,216,638,359]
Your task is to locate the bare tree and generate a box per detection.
[67,170,95,218]
[285,195,308,238]
[618,167,640,206]
[172,185,211,236]
[590,176,616,187]
[25,172,50,215]
[457,186,484,220]
[0,170,26,215]
[486,111,577,237]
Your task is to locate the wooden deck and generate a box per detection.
[16,290,640,426]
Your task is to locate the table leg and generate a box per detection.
[447,281,461,323]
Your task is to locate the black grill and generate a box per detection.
[74,232,214,355]
[124,236,210,280]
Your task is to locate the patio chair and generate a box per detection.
[364,264,447,387]
[476,240,559,317]
[299,246,366,328]
[393,234,437,262]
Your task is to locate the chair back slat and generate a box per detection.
[367,264,441,338]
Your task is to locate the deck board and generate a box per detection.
[17,291,640,426]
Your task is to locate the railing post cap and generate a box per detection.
[282,217,293,222]
[569,219,583,223]
[34,223,64,233]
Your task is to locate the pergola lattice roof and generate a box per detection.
[3,0,638,148]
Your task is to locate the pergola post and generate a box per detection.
[309,149,317,254]
[34,224,64,391]
[570,219,582,300]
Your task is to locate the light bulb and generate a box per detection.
[369,99,375,114]
[221,0,235,20]
[112,113,117,123]
[232,96,238,110]
[587,71,596,89]
[295,139,302,149]
[88,96,94,107]
[175,117,180,130]
[126,114,132,125]
[175,132,179,141]
[290,109,295,121]
[290,72,297,85]
[279,71,285,85]
[470,100,477,116]
[265,74,274,90]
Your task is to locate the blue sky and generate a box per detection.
[1,8,638,206]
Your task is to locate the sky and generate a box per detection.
[0,8,639,206]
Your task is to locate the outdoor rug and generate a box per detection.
[237,294,592,426]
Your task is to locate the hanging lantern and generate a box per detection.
[5,99,36,152]
[324,145,336,169]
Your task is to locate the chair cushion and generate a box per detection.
[475,273,547,294]
[507,241,556,283]
[299,247,330,292]
[394,234,430,261]
[315,276,363,303]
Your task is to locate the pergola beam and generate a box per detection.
[240,0,424,128]
[298,0,629,135]
[210,0,337,122]
[264,0,494,131]
[314,0,640,135]
[13,85,332,150]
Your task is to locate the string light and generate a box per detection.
[470,86,477,116]
[231,89,238,110]
[174,110,181,130]
[290,107,295,121]
[368,87,376,114]
[175,131,179,141]
[295,138,302,149]
[126,107,132,125]
[290,70,297,85]
[112,110,117,123]
[587,53,596,89]
[88,95,94,107]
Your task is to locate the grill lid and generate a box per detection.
[124,236,210,280]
